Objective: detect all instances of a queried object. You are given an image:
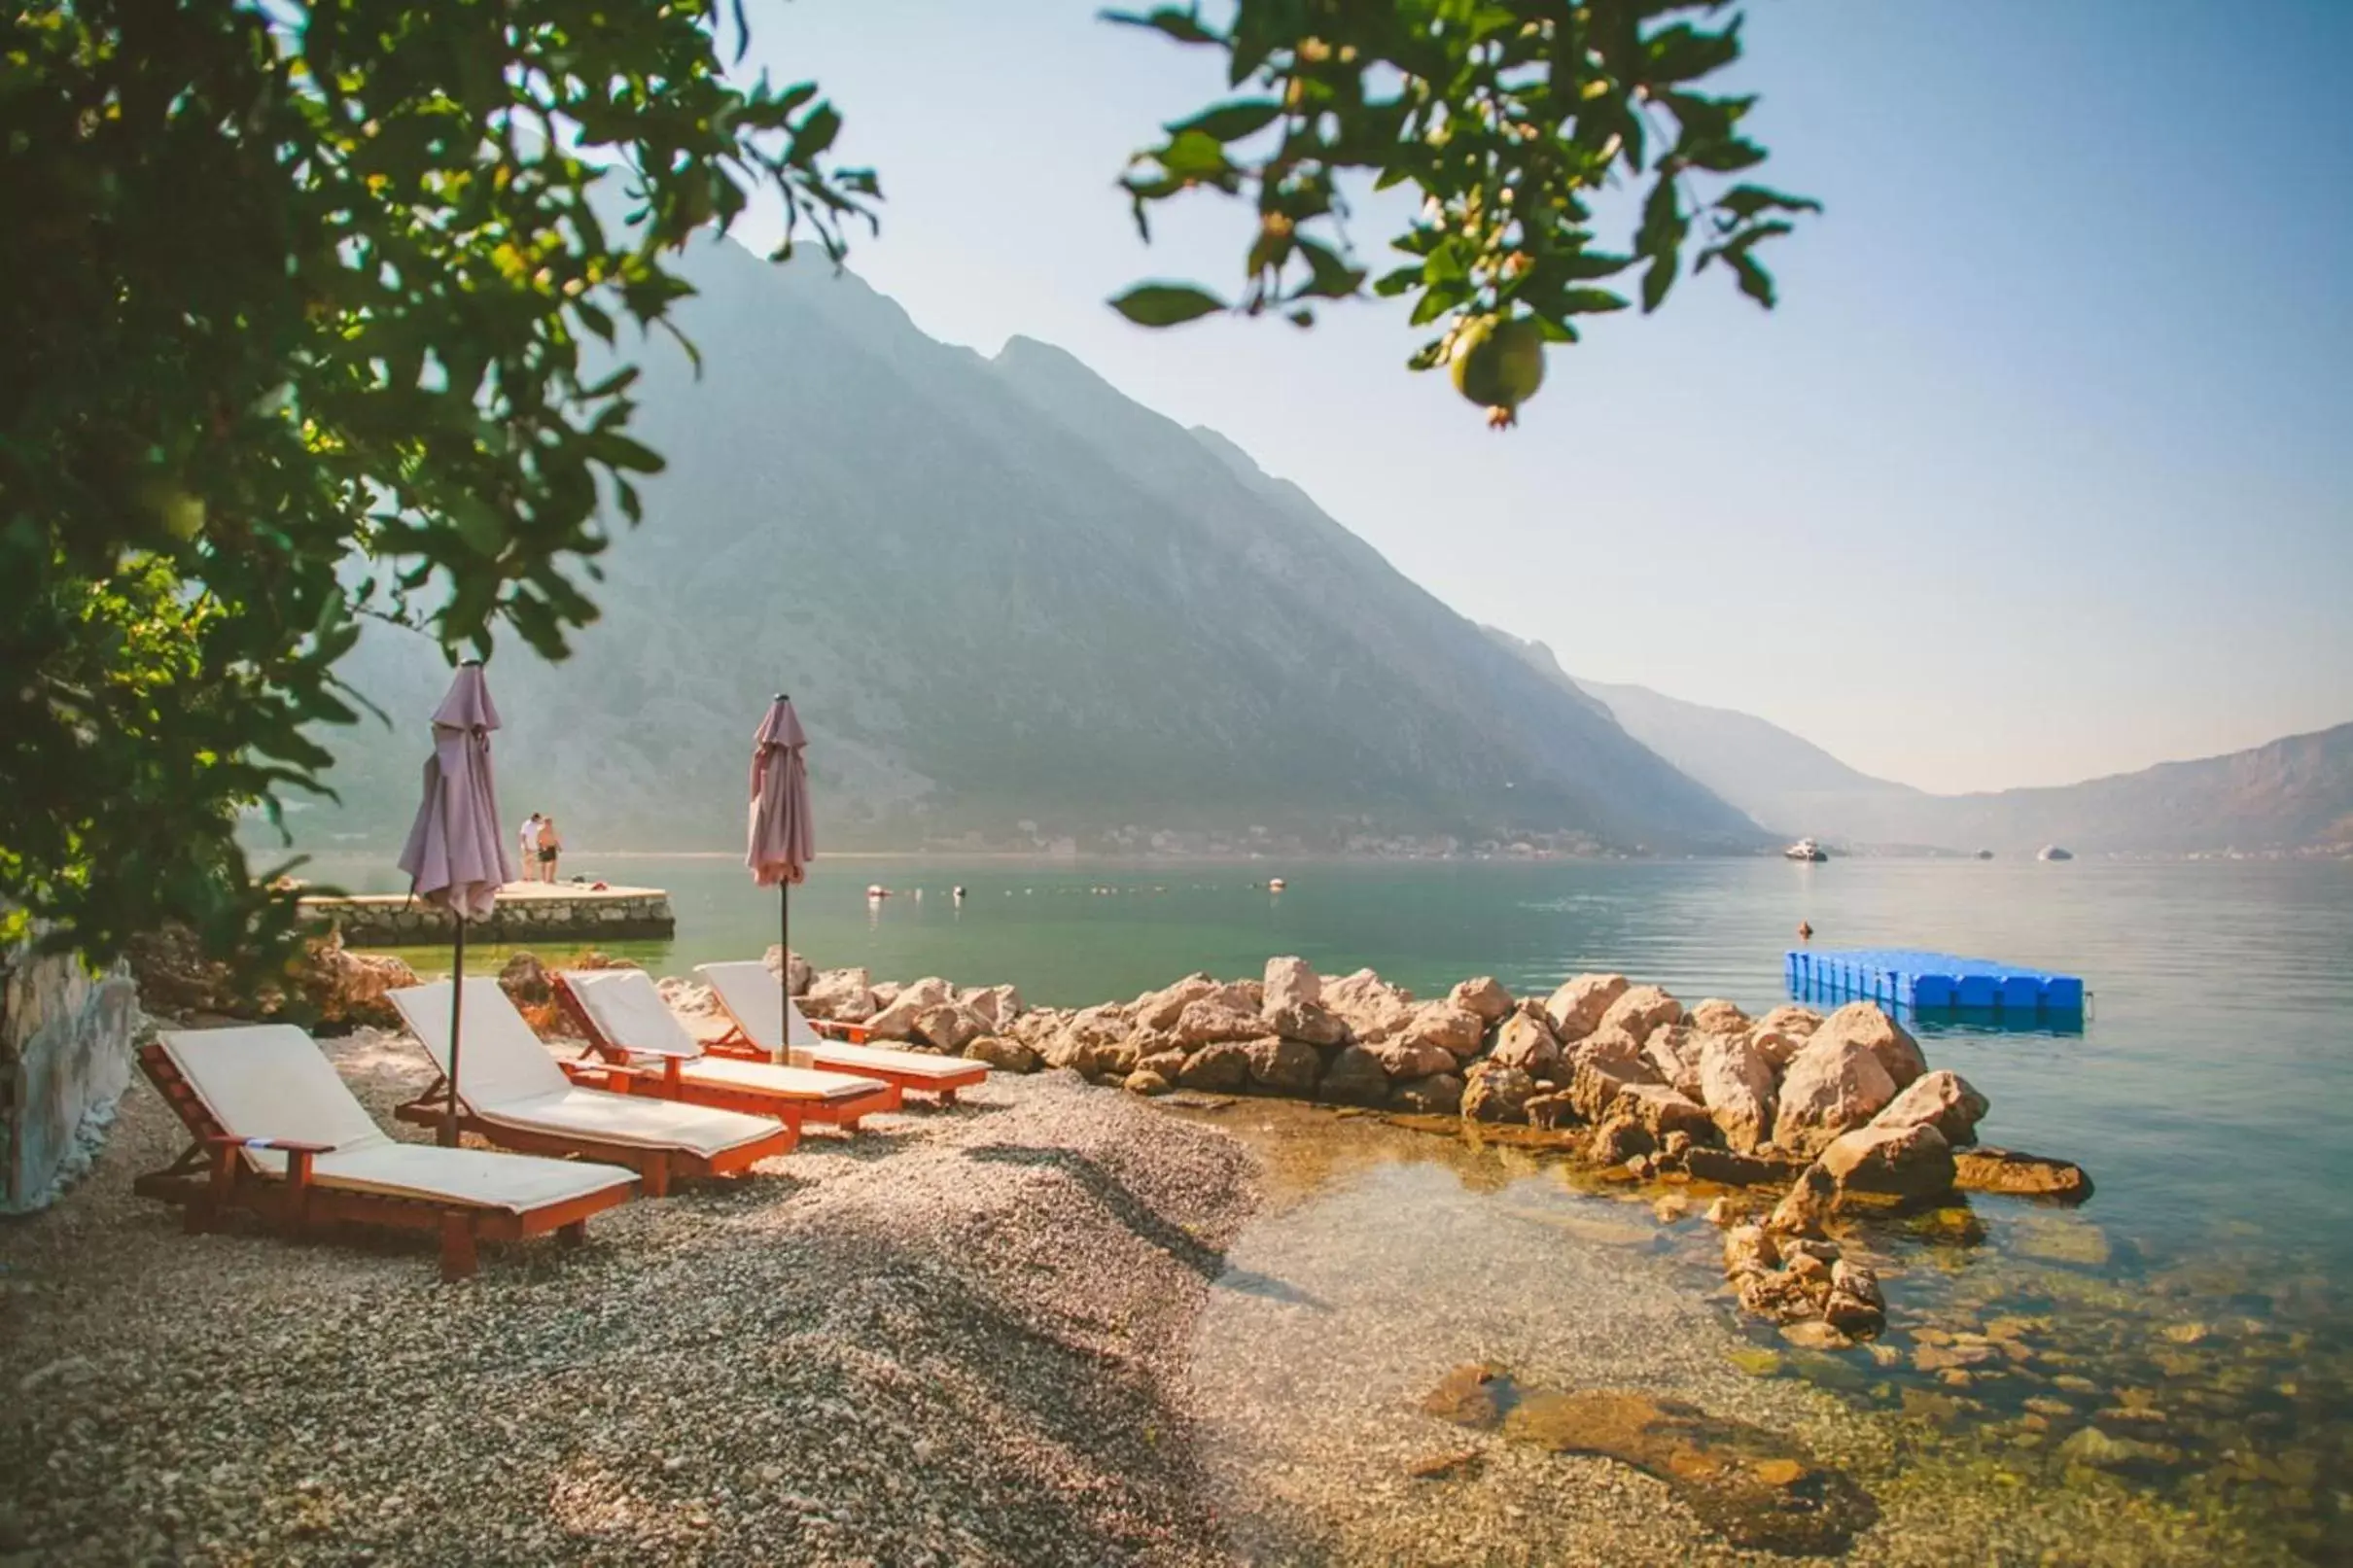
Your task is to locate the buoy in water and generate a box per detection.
[866,884,890,899]
[1797,920,1813,942]
[1268,877,1287,892]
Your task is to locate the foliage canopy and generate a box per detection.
[1,0,1804,963]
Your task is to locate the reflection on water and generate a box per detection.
[1177,1099,2345,1563]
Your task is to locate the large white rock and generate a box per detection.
[1174,998,1266,1046]
[1746,1005,1822,1069]
[1688,997,1751,1036]
[1448,976,1514,1026]
[1807,1002,1927,1090]
[1543,973,1629,1042]
[1698,1029,1779,1153]
[1870,1068,1988,1146]
[1771,1032,1898,1155]
[864,976,955,1040]
[960,983,1024,1029]
[1642,1024,1705,1100]
[1134,974,1222,1032]
[804,966,875,1023]
[1261,956,1321,1014]
[1376,1037,1457,1081]
[1321,968,1419,1044]
[1402,1002,1487,1060]
[1488,1012,1563,1079]
[1598,984,1685,1041]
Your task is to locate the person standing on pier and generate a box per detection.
[536,816,564,884]
[517,812,544,886]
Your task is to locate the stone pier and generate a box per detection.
[301,882,676,947]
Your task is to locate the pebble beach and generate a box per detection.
[0,1034,1251,1566]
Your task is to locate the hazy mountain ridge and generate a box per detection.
[305,235,1760,855]
[1489,645,2353,855]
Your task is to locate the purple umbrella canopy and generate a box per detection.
[748,696,815,888]
[397,662,515,920]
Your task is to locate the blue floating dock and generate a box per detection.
[1786,948,2085,1020]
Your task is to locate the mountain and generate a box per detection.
[1492,648,1928,838]
[1485,637,2353,855]
[303,234,1760,856]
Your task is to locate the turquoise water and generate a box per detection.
[320,850,2352,1553]
[321,851,2353,1276]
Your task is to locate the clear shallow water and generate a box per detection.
[316,850,2353,1556]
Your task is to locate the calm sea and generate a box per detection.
[322,850,2352,1555]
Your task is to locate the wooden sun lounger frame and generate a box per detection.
[389,1075,795,1198]
[700,993,990,1105]
[131,1042,634,1281]
[548,975,901,1131]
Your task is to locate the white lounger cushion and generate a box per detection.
[564,966,891,1101]
[792,1038,985,1085]
[157,1026,635,1212]
[694,961,792,1053]
[391,979,783,1158]
[696,961,988,1086]
[559,968,702,1059]
[675,1055,891,1103]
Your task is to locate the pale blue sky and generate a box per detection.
[727,1,2351,794]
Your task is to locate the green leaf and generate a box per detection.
[1641,254,1677,313]
[1157,128,1234,179]
[1715,185,1823,223]
[1170,98,1284,142]
[1726,249,1775,307]
[1294,236,1365,300]
[1108,282,1229,327]
[1101,6,1221,46]
[1559,288,1629,315]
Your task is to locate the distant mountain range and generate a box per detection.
[303,234,1760,856]
[1536,660,2353,856]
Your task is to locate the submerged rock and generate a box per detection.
[1422,1362,1516,1429]
[1391,1072,1465,1115]
[1123,1068,1172,1097]
[1953,1146,2095,1202]
[1495,1387,1877,1554]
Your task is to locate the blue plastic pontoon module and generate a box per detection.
[1785,948,2087,1019]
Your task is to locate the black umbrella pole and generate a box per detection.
[777,884,790,1064]
[443,919,464,1147]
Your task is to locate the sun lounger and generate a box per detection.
[133,1025,638,1280]
[696,961,990,1103]
[388,979,795,1195]
[551,967,899,1131]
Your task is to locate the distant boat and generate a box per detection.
[2037,846,2074,862]
[1783,838,1828,862]
[1975,849,1994,860]
[1267,877,1287,892]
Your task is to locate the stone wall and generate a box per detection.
[305,892,676,947]
[2,940,139,1214]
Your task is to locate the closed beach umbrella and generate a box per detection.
[748,694,814,1053]
[396,659,515,1146]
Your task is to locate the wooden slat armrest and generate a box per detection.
[204,1134,337,1154]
